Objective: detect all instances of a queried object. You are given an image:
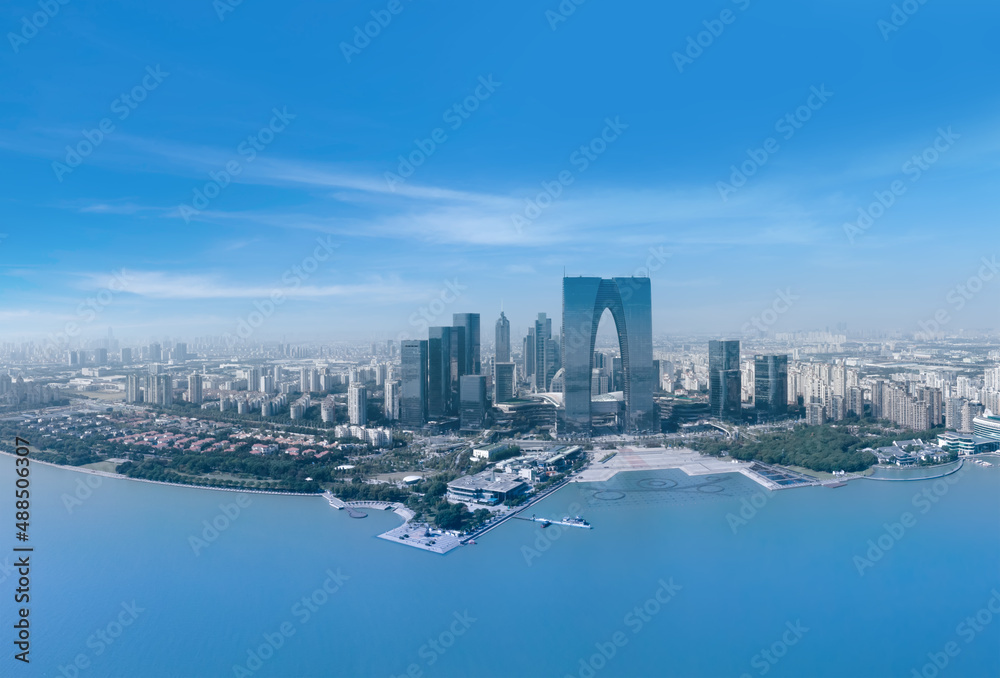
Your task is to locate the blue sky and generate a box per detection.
[1,0,998,344]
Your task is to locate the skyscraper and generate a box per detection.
[494,362,515,404]
[348,383,367,426]
[524,327,536,382]
[400,340,427,427]
[562,277,655,434]
[753,354,788,417]
[709,340,741,420]
[427,327,451,419]
[459,375,487,431]
[448,325,466,412]
[453,313,480,375]
[495,311,511,363]
[532,313,559,392]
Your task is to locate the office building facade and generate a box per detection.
[709,340,741,420]
[400,340,427,427]
[562,277,655,434]
[754,354,788,417]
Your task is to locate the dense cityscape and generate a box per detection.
[2,276,998,551]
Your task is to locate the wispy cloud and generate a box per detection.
[74,270,432,303]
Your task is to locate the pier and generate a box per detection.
[514,515,592,529]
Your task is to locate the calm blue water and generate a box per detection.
[1,458,998,678]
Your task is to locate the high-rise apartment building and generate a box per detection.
[188,372,203,404]
[348,383,367,426]
[384,379,401,421]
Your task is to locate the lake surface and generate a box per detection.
[2,457,998,677]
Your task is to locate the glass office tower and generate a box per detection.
[709,340,741,419]
[562,277,655,434]
[400,340,427,427]
[427,328,451,419]
[754,354,788,417]
[453,313,481,375]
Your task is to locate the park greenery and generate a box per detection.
[691,423,943,473]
